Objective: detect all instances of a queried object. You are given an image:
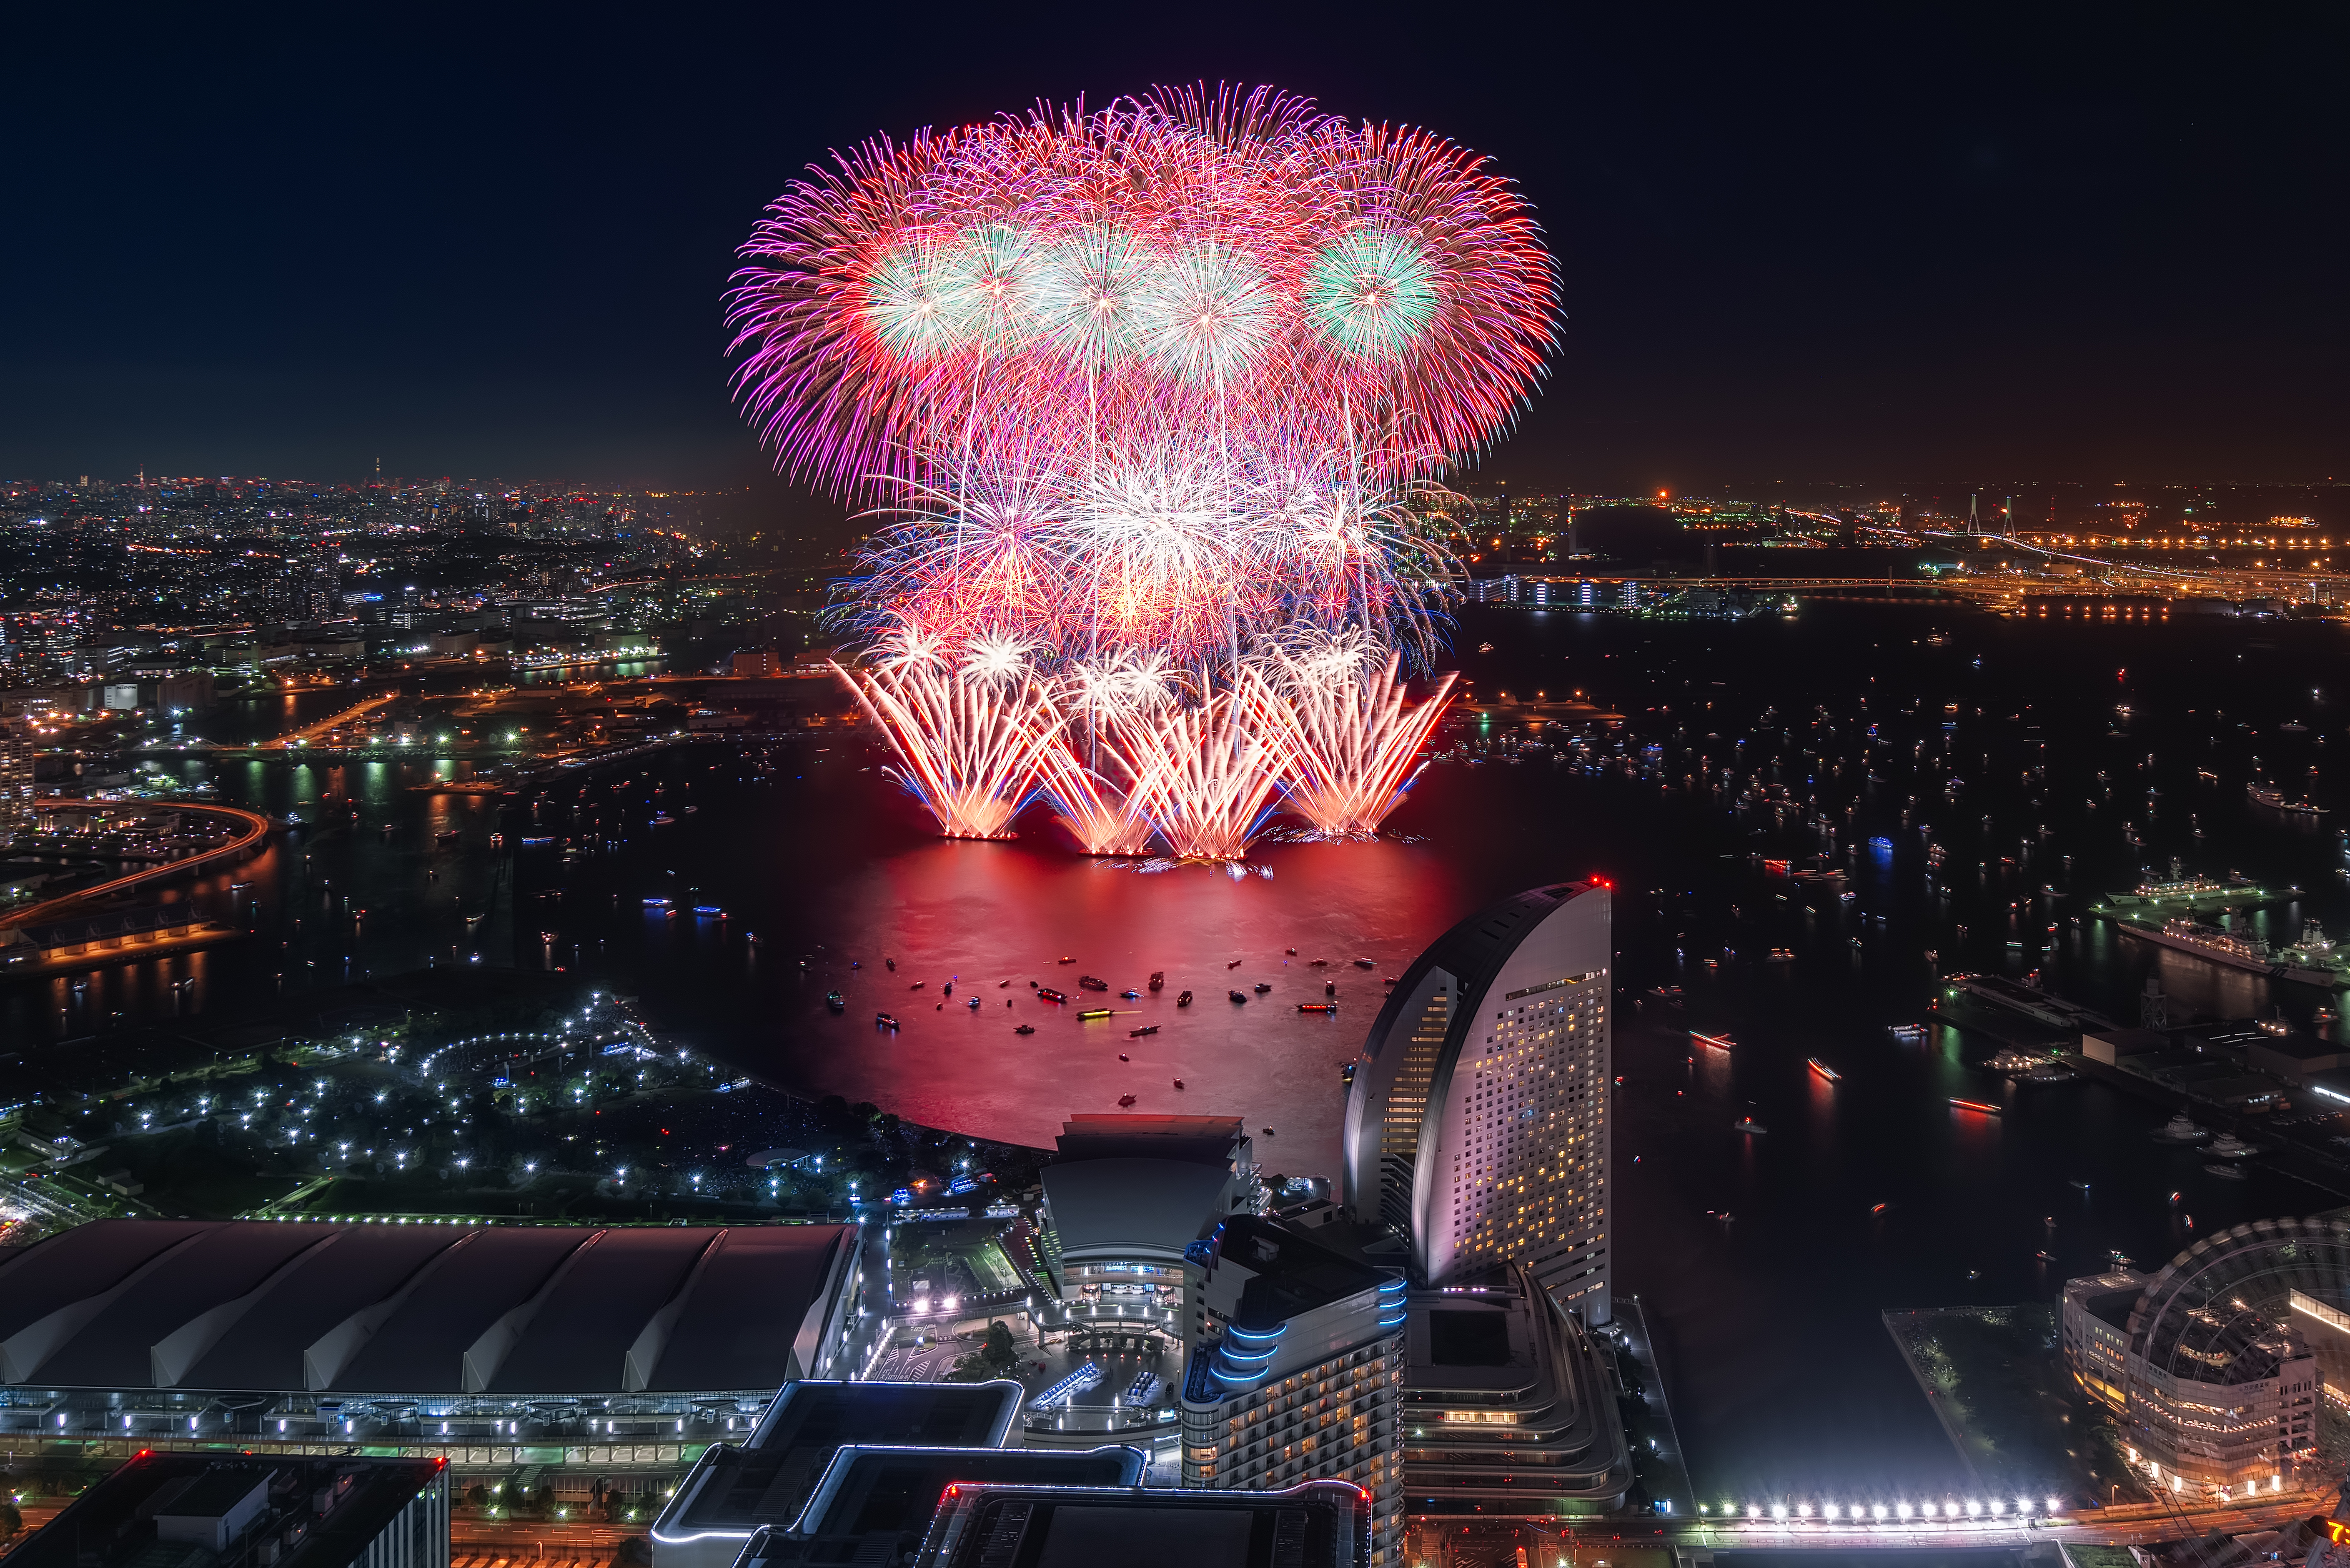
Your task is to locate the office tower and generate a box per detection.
[1178,1215,1404,1565]
[0,718,33,835]
[1340,882,1612,1321]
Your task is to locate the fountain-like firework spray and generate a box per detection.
[1250,631,1458,838]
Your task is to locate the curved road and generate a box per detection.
[0,800,273,932]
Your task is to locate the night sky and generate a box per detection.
[5,5,2344,496]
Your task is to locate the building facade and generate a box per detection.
[1399,1263,1631,1518]
[1179,1215,1405,1565]
[1341,882,1612,1320]
[2061,1263,2319,1495]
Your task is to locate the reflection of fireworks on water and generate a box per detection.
[734,86,1556,857]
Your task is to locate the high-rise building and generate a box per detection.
[1340,882,1612,1321]
[0,718,34,835]
[1178,1215,1405,1565]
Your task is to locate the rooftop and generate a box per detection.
[917,1480,1371,1568]
[8,1452,444,1568]
[0,1218,854,1394]
[1209,1216,1394,1333]
[737,1444,1142,1564]
[660,1380,1024,1546]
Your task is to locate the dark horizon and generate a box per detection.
[6,5,2345,495]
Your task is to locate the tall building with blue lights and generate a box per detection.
[1178,1215,1405,1565]
[1341,881,1613,1321]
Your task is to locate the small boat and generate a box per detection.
[1325,981,1337,996]
[1120,989,1140,1000]
[746,933,763,947]
[1176,990,1193,1006]
[1229,990,1249,1003]
[1013,1024,1035,1036]
[1227,958,1243,969]
[825,991,844,1012]
[1172,1078,1185,1089]
[966,997,980,1010]
[997,979,1010,987]
[941,980,952,996]
[436,829,459,843]
[1308,958,1329,967]
[885,958,896,971]
[1691,1030,1735,1051]
[875,1012,899,1030]
[911,980,926,990]
[1118,1094,1137,1107]
[651,815,676,826]
[1118,1053,1129,1061]
[2204,1163,2248,1180]
[2035,1250,2057,1262]
[1298,1003,1338,1014]
[1806,1058,1839,1083]
[1353,958,1376,970]
[1148,972,1165,991]
[1079,975,1109,991]
[1129,1025,1158,1038]
[2068,1178,2091,1190]
[1734,1117,1767,1134]
[1261,1127,1275,1135]
[1253,982,1272,994]
[1057,956,1076,964]
[1037,987,1067,1003]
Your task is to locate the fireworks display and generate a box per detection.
[731,86,1557,855]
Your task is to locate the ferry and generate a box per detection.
[1691,1030,1735,1051]
[642,896,672,908]
[1078,1008,1114,1020]
[1037,987,1068,1004]
[2209,1133,2259,1158]
[874,1012,899,1030]
[1806,1058,1840,1083]
[1949,1098,2002,1116]
[2116,914,2350,987]
[1888,1023,1929,1043]
[1298,1002,1338,1015]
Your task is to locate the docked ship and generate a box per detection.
[2115,915,2350,988]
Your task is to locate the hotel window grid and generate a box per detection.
[1447,976,1606,1288]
